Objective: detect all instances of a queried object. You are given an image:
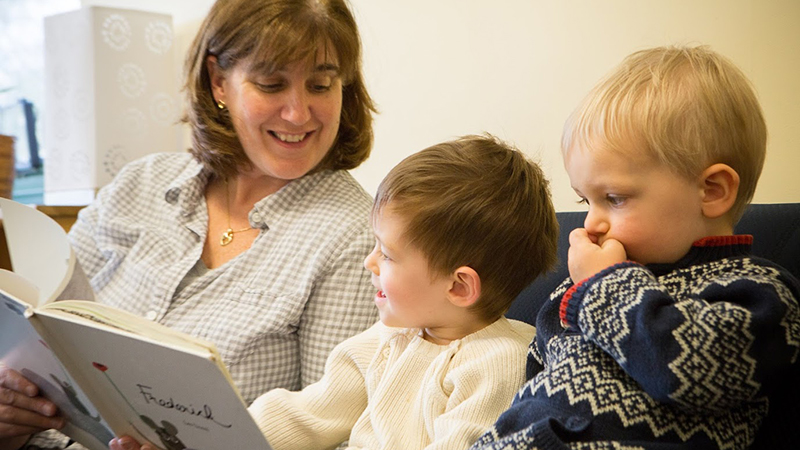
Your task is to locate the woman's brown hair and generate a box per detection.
[183,0,376,179]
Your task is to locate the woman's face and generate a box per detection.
[209,48,343,185]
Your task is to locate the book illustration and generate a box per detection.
[92,361,184,450]
[139,415,192,450]
[50,372,101,421]
[25,341,99,424]
[3,297,25,315]
[21,368,113,447]
[93,362,133,412]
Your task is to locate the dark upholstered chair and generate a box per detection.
[506,203,800,449]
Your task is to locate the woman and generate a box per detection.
[0,0,378,449]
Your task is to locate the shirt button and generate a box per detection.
[383,347,390,358]
[251,211,262,222]
[145,310,158,321]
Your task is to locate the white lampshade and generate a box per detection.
[43,6,180,205]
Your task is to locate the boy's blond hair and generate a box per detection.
[373,134,559,322]
[562,45,767,221]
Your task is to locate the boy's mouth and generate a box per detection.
[377,290,386,298]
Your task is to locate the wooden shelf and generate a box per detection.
[34,205,84,232]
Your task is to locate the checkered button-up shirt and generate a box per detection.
[26,152,379,449]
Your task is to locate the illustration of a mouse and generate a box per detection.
[139,414,193,450]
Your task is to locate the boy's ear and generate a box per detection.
[206,55,225,103]
[447,266,481,308]
[699,163,740,219]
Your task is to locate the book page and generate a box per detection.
[41,300,220,358]
[55,259,95,303]
[0,198,92,306]
[0,268,39,306]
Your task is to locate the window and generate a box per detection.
[0,0,80,203]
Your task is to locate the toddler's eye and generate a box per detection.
[576,197,589,206]
[606,195,626,207]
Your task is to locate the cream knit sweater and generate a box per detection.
[248,317,535,450]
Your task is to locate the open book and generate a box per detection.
[0,198,272,450]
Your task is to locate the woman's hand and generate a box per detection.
[0,368,65,450]
[108,436,158,450]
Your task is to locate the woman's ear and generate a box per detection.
[699,163,740,219]
[206,55,225,103]
[447,266,481,308]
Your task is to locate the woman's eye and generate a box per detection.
[308,78,333,93]
[255,81,284,93]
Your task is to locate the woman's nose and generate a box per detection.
[281,87,312,125]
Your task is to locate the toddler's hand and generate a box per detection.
[567,228,627,282]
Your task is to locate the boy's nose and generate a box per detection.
[583,208,609,237]
[364,245,380,274]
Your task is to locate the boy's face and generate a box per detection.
[363,207,454,331]
[564,145,709,265]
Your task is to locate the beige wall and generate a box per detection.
[83,0,800,211]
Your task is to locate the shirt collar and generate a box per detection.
[163,160,209,218]
[250,170,334,228]
[161,163,336,226]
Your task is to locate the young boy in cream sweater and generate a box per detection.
[243,134,559,450]
[470,45,800,450]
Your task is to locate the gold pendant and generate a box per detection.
[220,228,234,246]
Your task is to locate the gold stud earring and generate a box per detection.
[216,99,226,110]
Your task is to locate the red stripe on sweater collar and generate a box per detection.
[693,235,753,247]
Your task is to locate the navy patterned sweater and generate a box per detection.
[471,236,800,450]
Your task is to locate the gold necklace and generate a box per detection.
[220,180,256,246]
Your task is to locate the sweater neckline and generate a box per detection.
[646,235,753,276]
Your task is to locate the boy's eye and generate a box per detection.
[372,241,392,261]
[606,195,626,207]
